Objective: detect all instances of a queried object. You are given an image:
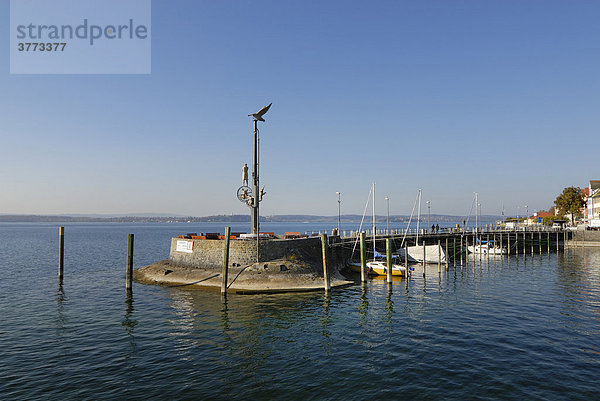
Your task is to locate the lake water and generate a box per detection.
[1,223,599,400]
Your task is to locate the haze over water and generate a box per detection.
[1,222,599,400]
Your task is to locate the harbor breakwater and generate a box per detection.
[134,228,574,293]
[134,235,354,293]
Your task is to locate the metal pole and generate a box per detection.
[337,192,341,234]
[385,196,389,235]
[251,119,259,235]
[427,200,431,230]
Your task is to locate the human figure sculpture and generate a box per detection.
[242,163,248,186]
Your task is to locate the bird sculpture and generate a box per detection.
[248,103,272,121]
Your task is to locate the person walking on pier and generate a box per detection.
[436,224,439,233]
[431,224,435,233]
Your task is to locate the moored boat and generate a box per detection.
[467,242,506,255]
[348,261,407,276]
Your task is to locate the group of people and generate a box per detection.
[431,224,440,233]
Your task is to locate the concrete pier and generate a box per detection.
[135,228,571,294]
[135,235,353,293]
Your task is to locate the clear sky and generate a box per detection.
[1,0,598,217]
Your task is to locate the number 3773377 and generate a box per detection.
[17,43,66,51]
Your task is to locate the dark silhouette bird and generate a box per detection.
[248,103,272,121]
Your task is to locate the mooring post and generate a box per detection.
[360,232,367,283]
[460,235,464,266]
[126,233,134,291]
[437,239,441,272]
[479,234,482,263]
[486,234,490,260]
[445,238,449,270]
[465,236,468,267]
[422,240,426,277]
[221,227,231,295]
[405,241,409,279]
[522,232,526,255]
[386,238,393,283]
[452,237,456,267]
[58,226,64,281]
[531,232,534,255]
[321,234,331,292]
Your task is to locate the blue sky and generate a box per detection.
[1,0,598,217]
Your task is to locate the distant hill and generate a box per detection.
[0,213,502,223]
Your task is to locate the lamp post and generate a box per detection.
[426,200,431,231]
[385,196,389,235]
[336,191,341,234]
[246,103,271,235]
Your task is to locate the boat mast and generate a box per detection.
[416,189,422,245]
[475,192,478,243]
[372,182,376,260]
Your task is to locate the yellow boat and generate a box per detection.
[348,261,406,276]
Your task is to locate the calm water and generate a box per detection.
[1,223,599,400]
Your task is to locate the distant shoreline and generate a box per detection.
[0,214,502,223]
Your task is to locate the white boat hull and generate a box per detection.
[467,244,507,255]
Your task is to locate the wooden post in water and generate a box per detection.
[523,232,526,255]
[126,233,134,291]
[58,226,64,281]
[514,233,517,256]
[460,236,463,266]
[465,236,468,267]
[531,232,534,255]
[386,238,393,283]
[221,227,231,294]
[405,241,409,279]
[360,232,367,283]
[437,240,441,273]
[321,234,331,292]
[508,233,511,256]
[486,234,490,260]
[445,238,449,270]
[422,240,426,277]
[479,233,483,262]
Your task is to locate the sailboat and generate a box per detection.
[349,183,406,276]
[466,193,506,255]
[397,190,446,264]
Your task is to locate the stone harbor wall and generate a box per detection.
[168,236,350,271]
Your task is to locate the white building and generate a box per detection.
[588,180,600,227]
